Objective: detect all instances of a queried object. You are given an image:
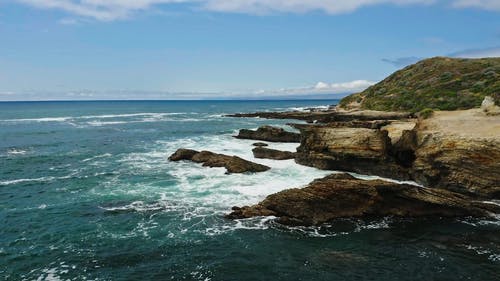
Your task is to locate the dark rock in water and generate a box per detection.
[252,142,269,147]
[234,126,301,143]
[226,173,499,226]
[168,148,199,161]
[169,149,270,174]
[252,147,296,160]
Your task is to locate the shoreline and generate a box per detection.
[171,102,500,225]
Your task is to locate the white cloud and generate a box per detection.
[0,79,375,101]
[58,17,79,24]
[261,79,375,96]
[317,80,375,93]
[11,0,500,21]
[203,0,435,15]
[314,81,330,89]
[452,0,500,11]
[450,46,500,58]
[17,0,190,21]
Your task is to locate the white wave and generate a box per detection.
[100,201,174,212]
[85,120,130,126]
[203,216,275,236]
[348,172,423,187]
[286,105,330,112]
[0,174,74,186]
[482,200,500,207]
[463,244,500,262]
[101,131,331,235]
[0,112,193,123]
[7,148,28,155]
[81,153,112,162]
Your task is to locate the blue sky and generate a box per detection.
[0,0,499,100]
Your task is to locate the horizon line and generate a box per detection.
[0,98,342,103]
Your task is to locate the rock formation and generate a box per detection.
[227,110,411,124]
[481,96,500,115]
[292,123,411,180]
[234,126,301,142]
[169,149,270,174]
[227,173,500,226]
[252,147,296,160]
[410,109,500,198]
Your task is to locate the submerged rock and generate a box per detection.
[169,149,270,174]
[234,126,301,142]
[226,173,499,226]
[252,147,296,160]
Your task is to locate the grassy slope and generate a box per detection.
[339,57,500,112]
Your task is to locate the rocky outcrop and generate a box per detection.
[411,134,500,198]
[292,123,411,180]
[252,142,269,147]
[481,96,500,115]
[408,109,500,198]
[227,173,500,226]
[169,149,270,174]
[252,147,296,160]
[228,110,412,123]
[234,126,301,142]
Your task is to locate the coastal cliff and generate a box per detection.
[291,108,500,199]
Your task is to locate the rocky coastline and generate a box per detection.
[169,98,500,226]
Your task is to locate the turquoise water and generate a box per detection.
[1,100,499,281]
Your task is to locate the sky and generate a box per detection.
[0,0,499,100]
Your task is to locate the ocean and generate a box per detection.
[0,100,499,280]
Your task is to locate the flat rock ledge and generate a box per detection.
[226,173,499,226]
[234,126,301,143]
[169,148,270,174]
[252,147,296,160]
[227,109,412,123]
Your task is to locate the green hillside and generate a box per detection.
[339,57,500,112]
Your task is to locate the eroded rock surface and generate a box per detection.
[227,173,499,226]
[411,110,500,198]
[293,123,410,180]
[234,126,301,142]
[252,147,296,160]
[169,149,270,174]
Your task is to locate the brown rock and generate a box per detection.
[168,148,199,161]
[226,173,499,226]
[411,135,500,198]
[410,109,500,198]
[252,147,296,160]
[293,124,410,179]
[234,126,301,142]
[169,149,270,174]
[227,109,412,123]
